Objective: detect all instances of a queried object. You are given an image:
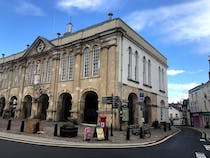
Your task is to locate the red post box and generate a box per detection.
[99,114,107,134]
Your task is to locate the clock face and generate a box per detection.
[37,42,45,53]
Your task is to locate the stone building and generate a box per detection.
[0,17,168,129]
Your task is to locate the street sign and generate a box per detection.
[139,93,144,100]
[102,96,122,108]
[102,97,113,104]
[122,106,129,121]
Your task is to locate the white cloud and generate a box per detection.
[57,0,102,9]
[57,0,119,12]
[124,0,210,54]
[15,1,45,16]
[167,70,185,76]
[168,82,199,103]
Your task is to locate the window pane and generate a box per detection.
[46,58,52,82]
[61,53,67,81]
[41,59,47,83]
[84,48,89,77]
[128,47,132,79]
[135,51,139,81]
[92,46,99,76]
[68,53,74,80]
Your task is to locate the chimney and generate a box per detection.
[66,22,73,33]
[108,13,113,20]
[208,56,210,80]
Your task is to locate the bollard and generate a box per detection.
[93,127,97,138]
[54,124,58,136]
[126,126,130,140]
[169,123,171,131]
[7,119,12,130]
[202,132,207,139]
[34,121,40,133]
[164,122,166,132]
[105,127,109,140]
[20,120,25,132]
[139,127,143,139]
[110,123,113,136]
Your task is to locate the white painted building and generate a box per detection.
[188,56,210,128]
[169,104,184,125]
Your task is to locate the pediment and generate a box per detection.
[23,36,55,58]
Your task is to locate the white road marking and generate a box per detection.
[204,145,210,151]
[200,139,206,142]
[195,152,206,158]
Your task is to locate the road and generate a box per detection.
[0,127,209,158]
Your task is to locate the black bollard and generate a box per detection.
[7,119,12,130]
[110,123,113,136]
[164,122,166,132]
[126,127,130,140]
[93,127,97,138]
[105,127,109,140]
[169,123,171,131]
[20,120,25,132]
[139,127,143,139]
[54,124,58,136]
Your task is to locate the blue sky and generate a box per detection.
[0,0,209,103]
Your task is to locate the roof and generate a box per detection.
[189,84,202,94]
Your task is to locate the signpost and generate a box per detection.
[102,96,121,108]
[102,95,122,135]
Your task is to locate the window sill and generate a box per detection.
[128,78,139,84]
[143,83,152,88]
[159,89,166,93]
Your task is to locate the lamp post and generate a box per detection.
[0,52,4,62]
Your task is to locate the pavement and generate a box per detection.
[0,118,180,148]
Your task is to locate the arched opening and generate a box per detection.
[0,97,5,117]
[144,96,151,124]
[23,95,32,119]
[82,91,98,124]
[57,93,72,121]
[10,96,17,118]
[128,93,138,125]
[38,94,49,120]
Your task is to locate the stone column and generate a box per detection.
[72,45,82,121]
[17,63,26,119]
[49,52,60,121]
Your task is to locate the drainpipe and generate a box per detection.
[119,33,124,131]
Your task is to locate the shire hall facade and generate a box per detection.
[0,18,168,129]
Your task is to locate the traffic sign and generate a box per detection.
[139,93,144,100]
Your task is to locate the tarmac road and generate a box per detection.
[0,127,209,158]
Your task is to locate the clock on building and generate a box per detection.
[37,42,45,53]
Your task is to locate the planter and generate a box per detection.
[60,126,78,137]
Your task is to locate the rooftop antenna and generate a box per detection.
[52,11,56,39]
[208,56,210,80]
